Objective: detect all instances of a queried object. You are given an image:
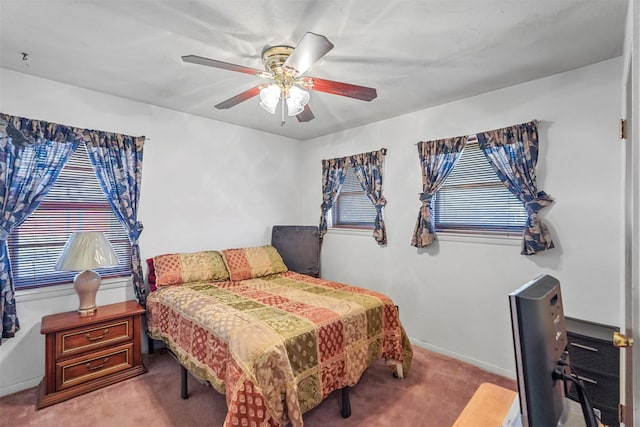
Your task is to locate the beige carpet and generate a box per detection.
[0,345,516,427]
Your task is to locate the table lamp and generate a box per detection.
[55,232,119,316]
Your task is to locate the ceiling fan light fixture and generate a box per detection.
[286,86,310,116]
[259,84,280,114]
[183,32,377,123]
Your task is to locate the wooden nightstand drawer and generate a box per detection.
[56,343,135,390]
[57,317,134,358]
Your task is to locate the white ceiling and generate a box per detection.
[0,0,629,141]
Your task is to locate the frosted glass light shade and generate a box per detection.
[259,84,281,114]
[286,86,310,116]
[55,232,118,316]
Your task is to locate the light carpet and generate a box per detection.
[0,345,516,427]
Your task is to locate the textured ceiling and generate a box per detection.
[0,0,629,141]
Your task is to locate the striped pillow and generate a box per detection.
[222,245,288,281]
[152,251,230,287]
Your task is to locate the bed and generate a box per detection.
[146,245,412,427]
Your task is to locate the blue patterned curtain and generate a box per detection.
[350,150,387,245]
[411,136,467,248]
[476,120,554,255]
[0,115,79,341]
[85,133,146,304]
[319,157,347,239]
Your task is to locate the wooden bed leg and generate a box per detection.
[341,386,351,418]
[147,334,154,354]
[181,364,189,399]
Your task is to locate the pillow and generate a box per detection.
[151,251,230,287]
[222,245,288,281]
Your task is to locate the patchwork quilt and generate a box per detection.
[146,271,413,427]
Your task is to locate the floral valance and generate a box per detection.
[0,113,144,147]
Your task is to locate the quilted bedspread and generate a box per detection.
[147,271,413,427]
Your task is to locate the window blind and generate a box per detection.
[434,141,527,234]
[8,142,132,289]
[332,166,377,228]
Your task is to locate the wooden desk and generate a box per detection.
[453,383,517,427]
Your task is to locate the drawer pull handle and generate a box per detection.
[85,358,109,371]
[570,342,598,352]
[572,373,598,385]
[85,329,109,341]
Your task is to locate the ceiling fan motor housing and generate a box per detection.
[262,46,295,74]
[262,45,299,94]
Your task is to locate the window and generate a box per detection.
[434,139,527,235]
[331,166,377,229]
[8,142,132,289]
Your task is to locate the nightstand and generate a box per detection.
[37,301,147,409]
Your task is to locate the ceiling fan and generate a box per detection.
[181,32,377,125]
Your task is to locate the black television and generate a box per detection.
[508,274,598,427]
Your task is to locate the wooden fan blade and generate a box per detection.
[296,104,315,122]
[215,86,262,109]
[301,77,377,101]
[182,55,265,76]
[283,32,334,76]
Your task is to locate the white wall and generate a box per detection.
[298,58,624,377]
[0,69,301,395]
[0,57,625,395]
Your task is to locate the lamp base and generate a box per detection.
[77,307,98,316]
[74,270,101,316]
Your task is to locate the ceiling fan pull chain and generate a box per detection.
[281,92,286,127]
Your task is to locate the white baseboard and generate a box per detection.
[0,377,41,398]
[410,338,516,379]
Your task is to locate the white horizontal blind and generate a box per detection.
[8,142,132,289]
[434,141,527,234]
[332,166,376,229]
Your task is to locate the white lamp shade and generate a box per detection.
[259,84,281,114]
[55,232,119,271]
[286,86,310,116]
